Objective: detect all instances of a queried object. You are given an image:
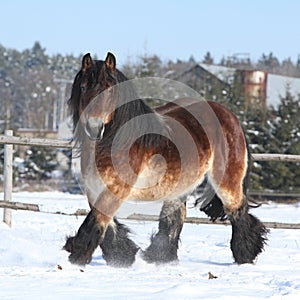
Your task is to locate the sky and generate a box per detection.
[1,0,300,66]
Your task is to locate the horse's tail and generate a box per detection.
[194,180,226,221]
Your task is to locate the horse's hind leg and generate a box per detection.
[100,218,139,267]
[213,182,269,264]
[142,199,186,264]
[227,197,269,264]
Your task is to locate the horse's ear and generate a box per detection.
[105,52,116,72]
[81,53,93,72]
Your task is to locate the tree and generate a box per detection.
[281,57,295,77]
[133,54,164,107]
[296,55,300,77]
[257,52,280,73]
[136,54,162,77]
[30,41,47,65]
[254,88,300,193]
[242,105,274,191]
[227,77,276,192]
[202,51,214,65]
[21,146,58,181]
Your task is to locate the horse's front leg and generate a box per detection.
[64,191,121,266]
[143,199,186,264]
[63,207,111,265]
[100,217,139,267]
[64,190,139,267]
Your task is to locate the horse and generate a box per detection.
[63,52,268,267]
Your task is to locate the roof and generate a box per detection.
[267,73,300,107]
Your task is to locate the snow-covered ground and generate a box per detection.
[0,191,300,299]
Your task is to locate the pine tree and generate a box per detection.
[257,52,280,73]
[134,54,164,107]
[281,57,295,77]
[23,146,57,181]
[262,87,300,192]
[202,52,214,65]
[243,105,274,191]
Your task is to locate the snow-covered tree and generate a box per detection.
[264,89,300,192]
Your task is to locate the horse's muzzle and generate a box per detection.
[85,117,104,141]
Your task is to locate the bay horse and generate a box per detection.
[63,52,268,267]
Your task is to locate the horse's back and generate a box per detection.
[155,98,247,156]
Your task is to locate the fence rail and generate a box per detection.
[253,153,300,162]
[0,134,72,148]
[1,134,299,162]
[1,133,300,227]
[0,200,299,229]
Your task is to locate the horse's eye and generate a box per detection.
[80,84,86,93]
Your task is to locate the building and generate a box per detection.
[199,64,300,108]
[234,69,267,107]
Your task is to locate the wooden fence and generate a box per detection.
[1,133,300,161]
[1,131,300,228]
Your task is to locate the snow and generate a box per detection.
[0,191,300,299]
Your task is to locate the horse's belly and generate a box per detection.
[129,166,205,201]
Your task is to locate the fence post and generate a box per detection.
[3,130,13,227]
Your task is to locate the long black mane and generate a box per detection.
[68,60,107,132]
[68,60,168,155]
